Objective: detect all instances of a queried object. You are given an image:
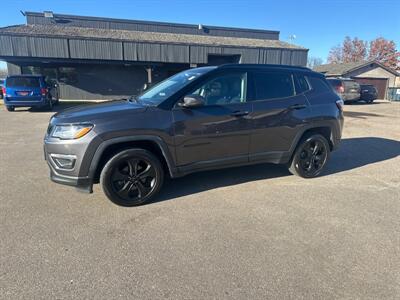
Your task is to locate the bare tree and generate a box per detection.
[307,56,324,69]
[327,44,343,64]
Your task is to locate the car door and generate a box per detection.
[248,70,310,162]
[172,71,253,169]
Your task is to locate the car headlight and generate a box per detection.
[51,124,93,140]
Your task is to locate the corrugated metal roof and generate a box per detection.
[0,24,306,50]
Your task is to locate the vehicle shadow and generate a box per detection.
[343,111,385,119]
[323,137,400,175]
[152,137,400,204]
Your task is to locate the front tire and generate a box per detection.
[288,134,330,178]
[100,149,164,206]
[6,105,15,112]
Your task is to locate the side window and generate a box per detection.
[295,74,310,94]
[252,72,294,101]
[307,76,331,95]
[189,72,247,105]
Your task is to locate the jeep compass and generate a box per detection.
[44,64,344,206]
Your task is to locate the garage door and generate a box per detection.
[353,77,388,99]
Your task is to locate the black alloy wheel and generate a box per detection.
[100,149,164,206]
[289,134,330,178]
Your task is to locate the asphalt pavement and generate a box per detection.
[0,101,399,299]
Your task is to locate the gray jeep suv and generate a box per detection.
[44,64,344,206]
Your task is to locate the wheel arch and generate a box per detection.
[88,136,177,183]
[290,125,335,156]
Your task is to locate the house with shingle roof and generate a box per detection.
[314,60,400,99]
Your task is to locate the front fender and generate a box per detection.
[87,135,178,180]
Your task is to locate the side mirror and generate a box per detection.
[180,95,205,108]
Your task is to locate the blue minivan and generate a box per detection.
[3,75,58,111]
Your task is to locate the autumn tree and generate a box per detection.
[327,36,367,63]
[368,37,400,70]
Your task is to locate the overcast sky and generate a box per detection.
[1,0,399,69]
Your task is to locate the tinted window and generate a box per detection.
[253,72,294,100]
[343,80,359,89]
[58,67,78,84]
[295,75,310,94]
[307,76,331,94]
[6,77,40,88]
[189,72,247,105]
[327,79,341,87]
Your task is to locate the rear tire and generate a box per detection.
[6,105,15,112]
[288,134,330,178]
[100,149,164,206]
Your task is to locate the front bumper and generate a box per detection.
[45,149,93,193]
[48,163,93,193]
[43,128,102,193]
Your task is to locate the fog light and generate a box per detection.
[50,154,76,170]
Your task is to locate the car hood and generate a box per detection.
[53,100,147,122]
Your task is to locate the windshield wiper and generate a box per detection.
[128,95,140,103]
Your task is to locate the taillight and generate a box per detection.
[41,88,48,96]
[336,85,344,93]
[336,99,344,112]
[1,87,5,95]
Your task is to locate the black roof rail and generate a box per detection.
[218,63,312,71]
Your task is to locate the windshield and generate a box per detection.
[138,67,215,105]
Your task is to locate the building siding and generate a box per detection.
[6,62,21,75]
[28,37,69,58]
[69,39,123,60]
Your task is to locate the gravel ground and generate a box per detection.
[0,100,399,299]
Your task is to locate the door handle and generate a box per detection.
[288,103,307,110]
[230,110,249,117]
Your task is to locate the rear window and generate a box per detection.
[307,76,331,94]
[327,79,341,87]
[252,72,294,100]
[343,80,359,89]
[6,77,40,88]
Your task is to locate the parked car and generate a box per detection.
[359,84,378,103]
[0,79,5,99]
[3,75,58,111]
[44,64,344,206]
[326,78,360,103]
